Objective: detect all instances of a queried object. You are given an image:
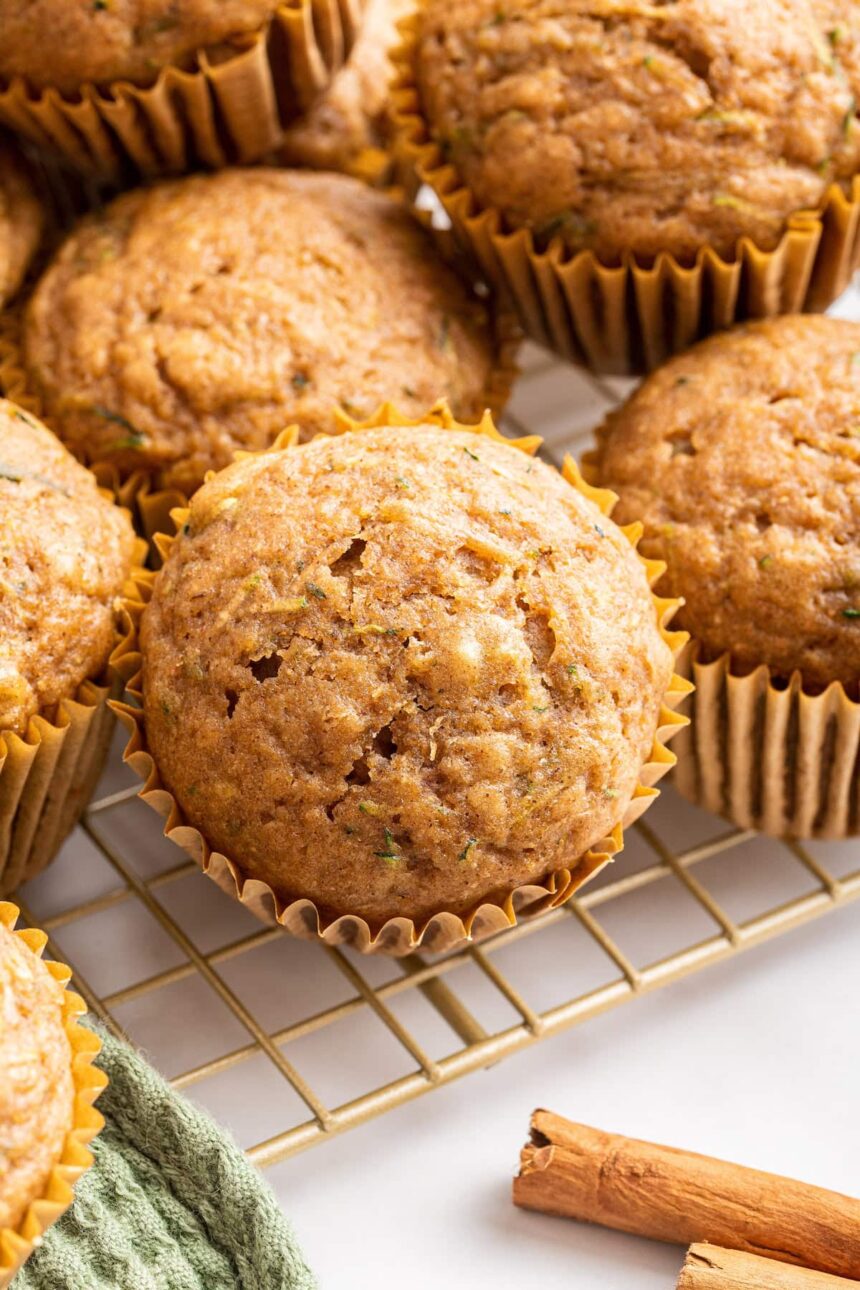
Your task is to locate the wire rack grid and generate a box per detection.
[15,337,860,1170]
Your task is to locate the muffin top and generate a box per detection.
[0,1,282,95]
[0,400,136,735]
[0,142,44,307]
[142,419,674,927]
[415,0,860,262]
[0,919,74,1233]
[24,169,505,495]
[594,317,860,689]
[281,0,414,171]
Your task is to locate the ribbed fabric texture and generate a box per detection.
[14,1025,316,1290]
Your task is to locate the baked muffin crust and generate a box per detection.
[594,316,860,688]
[281,0,414,171]
[142,422,673,926]
[0,1,282,94]
[0,400,136,735]
[0,920,74,1233]
[24,169,506,494]
[0,142,43,307]
[415,0,860,262]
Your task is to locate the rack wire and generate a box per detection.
[16,340,860,1168]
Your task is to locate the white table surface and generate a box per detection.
[278,894,859,1289]
[20,294,860,1290]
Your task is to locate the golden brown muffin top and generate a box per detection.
[142,421,674,927]
[0,141,43,307]
[281,0,415,171]
[594,316,860,689]
[24,169,505,495]
[0,400,136,735]
[0,0,282,94]
[415,0,860,262]
[0,921,74,1233]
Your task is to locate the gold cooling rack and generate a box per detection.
[16,345,860,1168]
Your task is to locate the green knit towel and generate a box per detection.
[14,1025,316,1290]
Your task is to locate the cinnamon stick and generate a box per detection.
[678,1245,860,1290]
[513,1111,860,1280]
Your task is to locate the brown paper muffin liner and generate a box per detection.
[0,900,106,1289]
[0,506,147,898]
[110,405,691,956]
[670,643,859,840]
[391,14,860,375]
[343,144,398,188]
[579,447,860,840]
[0,294,519,558]
[0,1,367,183]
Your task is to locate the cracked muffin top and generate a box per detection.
[414,0,860,262]
[0,1,283,94]
[23,168,507,495]
[594,316,860,689]
[0,400,136,736]
[0,919,74,1233]
[281,0,414,171]
[0,141,43,307]
[141,419,674,927]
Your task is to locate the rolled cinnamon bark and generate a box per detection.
[513,1112,860,1280]
[679,1245,860,1289]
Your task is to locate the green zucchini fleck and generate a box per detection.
[0,461,68,494]
[376,828,401,864]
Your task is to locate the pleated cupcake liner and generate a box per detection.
[0,901,106,1289]
[0,0,366,183]
[273,0,416,185]
[671,643,859,840]
[110,403,691,957]
[0,295,520,559]
[0,515,147,897]
[579,418,860,842]
[0,677,116,898]
[390,11,860,375]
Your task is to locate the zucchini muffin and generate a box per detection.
[0,914,75,1237]
[281,0,414,171]
[593,316,860,689]
[141,419,674,927]
[0,399,136,736]
[0,1,286,94]
[23,169,509,495]
[414,0,860,262]
[0,141,43,307]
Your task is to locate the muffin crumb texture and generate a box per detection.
[24,169,503,493]
[0,1,283,94]
[0,921,74,1234]
[0,143,43,307]
[596,316,860,689]
[0,400,136,735]
[416,0,860,261]
[142,423,673,926]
